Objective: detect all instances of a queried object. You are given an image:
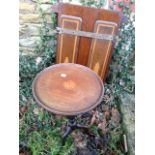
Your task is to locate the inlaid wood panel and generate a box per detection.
[56,15,82,63]
[87,21,117,81]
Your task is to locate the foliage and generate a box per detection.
[20,102,75,155]
[80,0,107,8]
[107,1,135,98]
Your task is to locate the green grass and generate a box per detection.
[20,102,75,155]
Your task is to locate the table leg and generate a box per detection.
[62,116,88,143]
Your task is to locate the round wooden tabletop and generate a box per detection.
[32,63,104,116]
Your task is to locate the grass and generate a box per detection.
[20,101,76,155]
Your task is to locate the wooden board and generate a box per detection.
[52,3,122,81]
[32,63,104,116]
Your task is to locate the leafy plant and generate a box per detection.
[80,0,107,8]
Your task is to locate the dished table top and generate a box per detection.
[32,63,104,116]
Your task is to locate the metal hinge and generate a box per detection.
[56,27,114,41]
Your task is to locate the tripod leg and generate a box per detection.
[62,126,73,141]
[62,117,76,144]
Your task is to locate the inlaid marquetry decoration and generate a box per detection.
[64,57,69,63]
[93,62,100,74]
[63,80,76,90]
[56,15,82,64]
[87,20,117,81]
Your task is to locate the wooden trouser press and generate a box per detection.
[52,3,122,82]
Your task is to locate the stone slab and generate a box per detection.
[120,94,135,155]
[19,14,53,23]
[19,37,42,48]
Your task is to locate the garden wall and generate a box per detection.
[19,0,54,55]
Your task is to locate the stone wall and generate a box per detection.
[19,0,54,55]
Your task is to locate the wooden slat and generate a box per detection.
[87,20,117,81]
[56,15,82,63]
